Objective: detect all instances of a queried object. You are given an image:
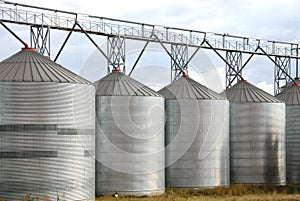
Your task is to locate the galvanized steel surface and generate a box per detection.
[276,86,300,183]
[164,99,229,187]
[95,96,165,196]
[275,85,300,105]
[94,71,161,96]
[159,77,229,188]
[224,81,282,102]
[0,82,95,200]
[229,102,286,184]
[158,77,226,100]
[0,49,90,84]
[225,81,286,185]
[285,105,300,183]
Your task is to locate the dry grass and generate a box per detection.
[94,185,300,201]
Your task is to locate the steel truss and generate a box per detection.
[274,56,291,94]
[171,44,188,81]
[0,1,299,93]
[30,25,50,57]
[225,51,242,88]
[107,36,125,73]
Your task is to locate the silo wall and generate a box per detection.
[165,99,230,187]
[0,82,95,200]
[96,95,165,196]
[230,102,286,185]
[286,105,300,183]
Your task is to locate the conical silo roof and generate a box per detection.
[224,80,281,103]
[0,47,90,84]
[158,76,225,100]
[94,70,161,96]
[275,84,300,105]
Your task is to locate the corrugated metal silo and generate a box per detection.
[275,84,300,183]
[225,80,286,185]
[95,69,165,196]
[158,75,230,188]
[0,47,95,200]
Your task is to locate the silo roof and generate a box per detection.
[158,76,225,100]
[94,70,161,96]
[275,85,300,105]
[224,80,282,103]
[0,48,90,84]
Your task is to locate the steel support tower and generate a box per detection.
[171,44,188,80]
[274,56,291,94]
[107,36,125,73]
[225,51,243,88]
[30,25,50,58]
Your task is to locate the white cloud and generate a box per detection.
[256,81,274,95]
[188,67,225,93]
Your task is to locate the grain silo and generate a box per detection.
[158,75,229,188]
[224,80,286,185]
[95,69,165,196]
[275,83,300,183]
[0,47,95,201]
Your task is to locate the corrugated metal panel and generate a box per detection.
[230,102,286,185]
[279,79,300,91]
[285,105,300,183]
[159,76,230,188]
[158,77,225,100]
[165,99,230,187]
[94,71,161,96]
[275,85,300,105]
[95,96,165,196]
[0,48,90,84]
[0,82,95,200]
[276,86,300,183]
[95,70,165,195]
[224,80,282,103]
[226,81,286,185]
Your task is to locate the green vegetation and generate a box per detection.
[95,185,300,201]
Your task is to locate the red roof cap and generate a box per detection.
[112,68,122,72]
[293,82,300,86]
[22,47,36,51]
[182,73,189,78]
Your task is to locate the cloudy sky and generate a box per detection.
[0,0,299,94]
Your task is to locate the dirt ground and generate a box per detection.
[94,185,300,201]
[95,194,300,201]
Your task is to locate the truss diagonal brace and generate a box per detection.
[54,23,77,62]
[258,46,295,94]
[152,33,185,76]
[0,21,28,47]
[182,40,206,70]
[258,46,295,85]
[205,40,244,82]
[239,50,256,72]
[76,22,112,65]
[128,38,151,76]
[226,47,258,88]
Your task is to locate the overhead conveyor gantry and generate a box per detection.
[0,0,299,94]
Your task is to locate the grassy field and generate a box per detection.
[95,185,300,201]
